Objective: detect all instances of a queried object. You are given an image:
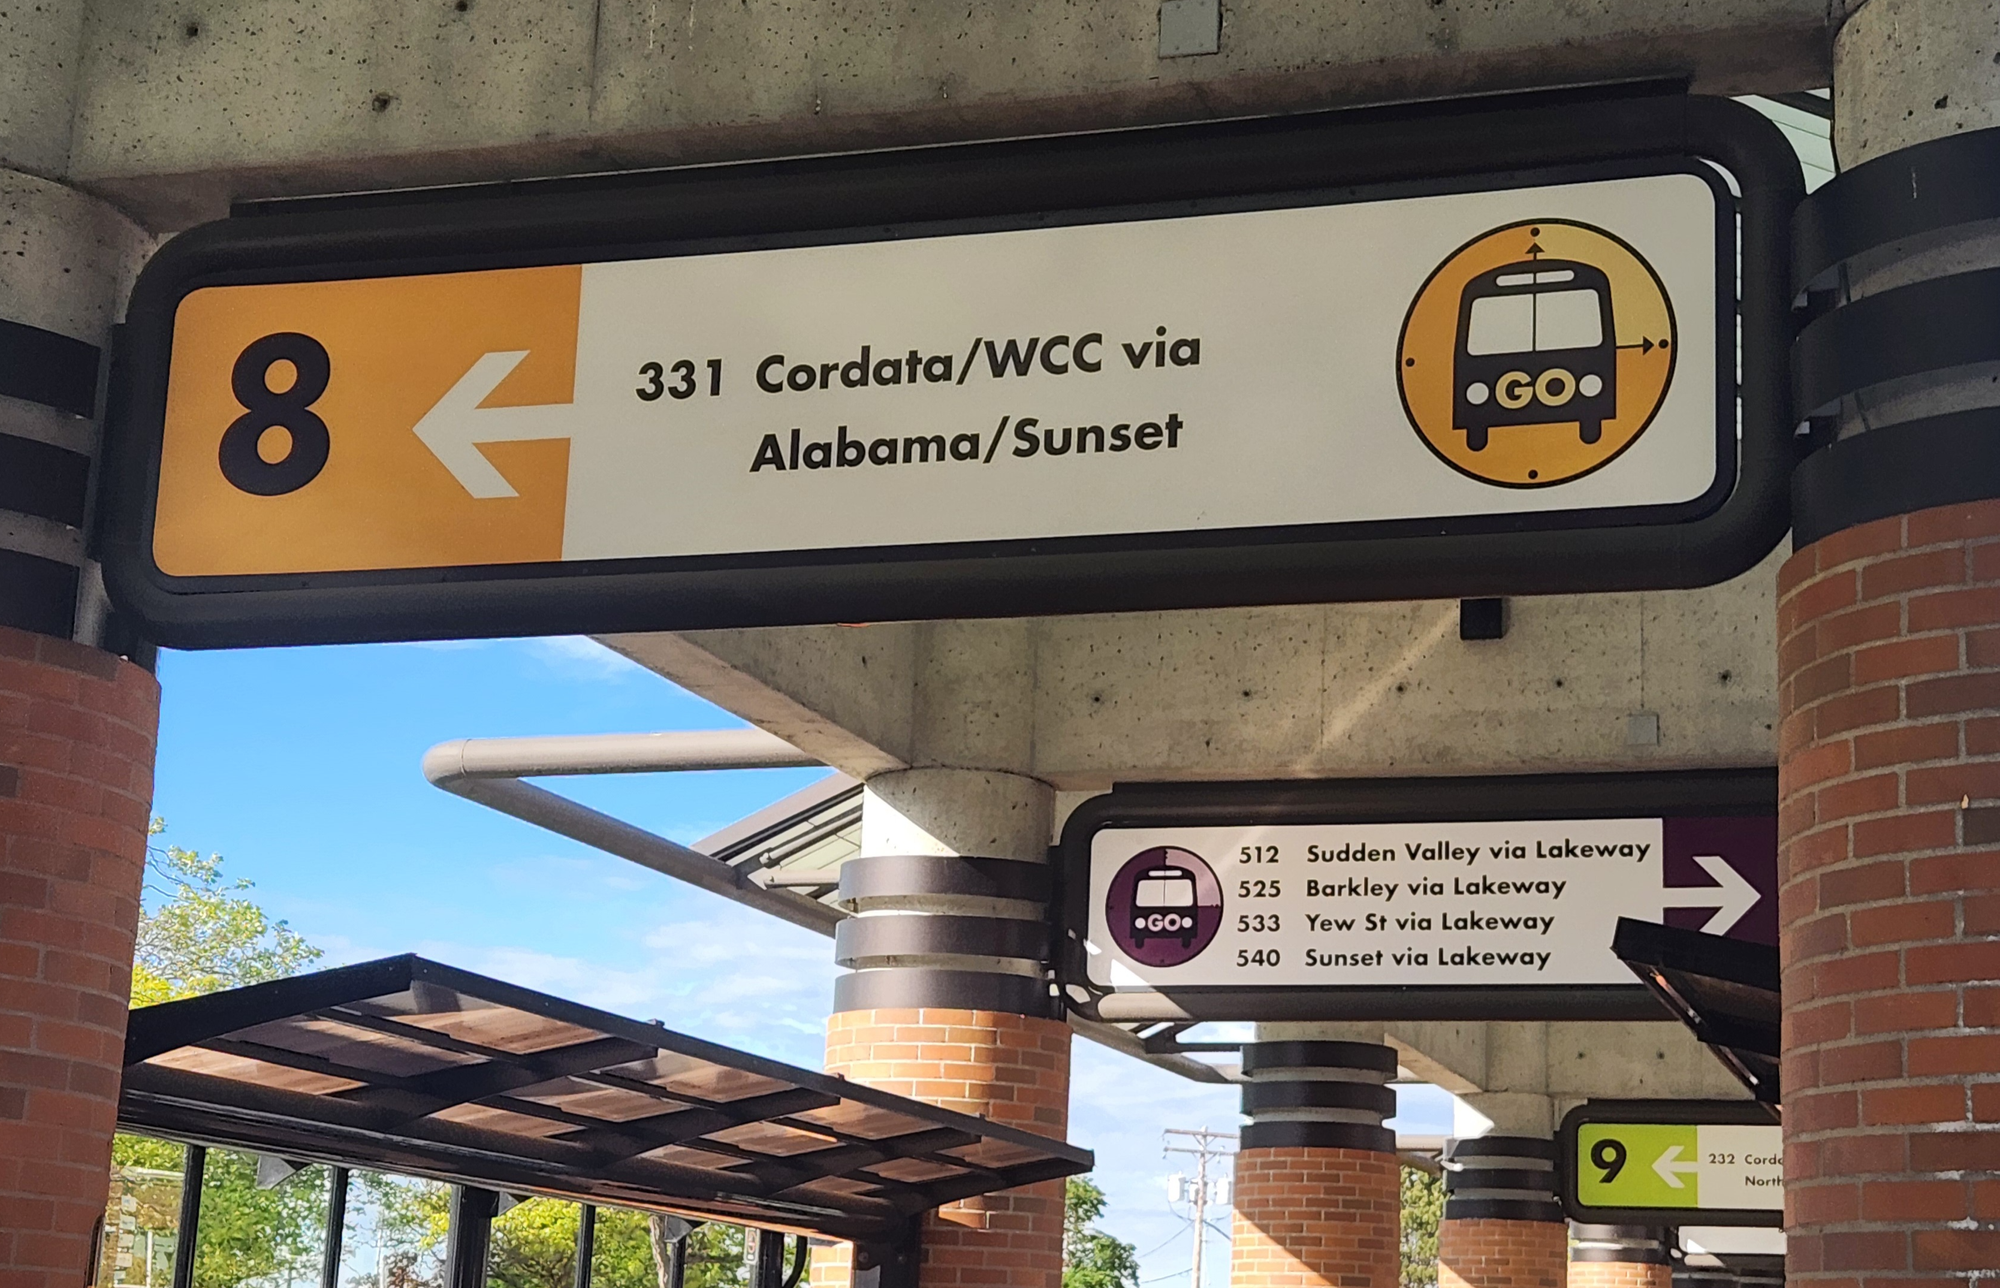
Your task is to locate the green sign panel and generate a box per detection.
[1560,1102,1782,1227]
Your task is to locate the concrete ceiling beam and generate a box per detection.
[67,0,1833,229]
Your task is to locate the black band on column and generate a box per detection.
[1794,124,2000,290]
[1792,267,2000,421]
[836,854,1051,904]
[1442,1135,1562,1223]
[0,434,91,528]
[1238,1121,1397,1153]
[1568,1225,1672,1265]
[0,318,100,418]
[832,968,1049,1016]
[1792,408,2000,545]
[0,549,79,638]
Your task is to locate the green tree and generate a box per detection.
[107,824,331,1288]
[131,820,321,1006]
[1062,1178,1138,1288]
[1400,1166,1444,1288]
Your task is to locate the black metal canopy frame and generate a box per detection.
[118,955,1091,1252]
[1610,917,1780,1104]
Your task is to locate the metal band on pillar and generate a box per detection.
[0,317,99,639]
[832,853,1052,1016]
[1790,124,2000,543]
[1569,1225,1671,1265]
[1237,1041,1397,1152]
[1440,1135,1562,1222]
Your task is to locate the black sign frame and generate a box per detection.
[99,86,1801,648]
[1052,768,1777,1023]
[1556,1099,1783,1228]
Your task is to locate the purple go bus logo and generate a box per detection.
[1104,846,1223,967]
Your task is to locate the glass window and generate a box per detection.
[339,1174,448,1288]
[102,1136,188,1288]
[193,1149,331,1288]
[1464,294,1535,356]
[1532,289,1604,351]
[1135,876,1195,908]
[487,1197,584,1288]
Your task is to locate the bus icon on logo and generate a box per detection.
[1132,863,1203,947]
[1454,259,1616,453]
[1106,846,1222,968]
[1398,218,1676,489]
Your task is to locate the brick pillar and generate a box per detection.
[1437,1137,1566,1288]
[822,1009,1071,1288]
[818,766,1067,1288]
[1229,1042,1400,1288]
[1563,1261,1668,1288]
[1566,1226,1670,1288]
[0,626,161,1288]
[1231,1147,1401,1288]
[1778,499,2000,1280]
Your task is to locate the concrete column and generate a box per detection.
[1229,1041,1400,1288]
[821,766,1068,1288]
[0,170,147,647]
[0,625,160,1288]
[1777,2,2000,1282]
[1566,1227,1671,1288]
[0,53,160,1286]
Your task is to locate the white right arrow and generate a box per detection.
[413,351,579,499]
[1653,1144,1701,1189]
[1659,853,1762,936]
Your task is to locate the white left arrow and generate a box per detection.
[1659,853,1762,936]
[1652,1144,1701,1189]
[413,351,578,499]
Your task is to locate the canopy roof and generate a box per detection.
[1611,917,1780,1104]
[119,955,1089,1240]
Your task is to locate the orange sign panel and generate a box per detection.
[154,266,581,576]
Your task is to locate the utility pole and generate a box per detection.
[1164,1127,1237,1288]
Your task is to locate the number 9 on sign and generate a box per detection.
[1591,1137,1626,1183]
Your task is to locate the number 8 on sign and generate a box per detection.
[218,332,332,496]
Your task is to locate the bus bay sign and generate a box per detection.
[1558,1101,1784,1227]
[98,92,1800,646]
[1057,771,1776,1023]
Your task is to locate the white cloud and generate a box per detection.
[524,636,654,682]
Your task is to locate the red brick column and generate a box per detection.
[1437,1218,1566,1288]
[1567,1226,1671,1288]
[1564,1264,1667,1288]
[0,626,160,1288]
[1230,1146,1400,1288]
[1437,1136,1565,1288]
[1778,499,2000,1281]
[819,1008,1070,1288]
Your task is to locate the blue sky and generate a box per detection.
[150,636,1451,1286]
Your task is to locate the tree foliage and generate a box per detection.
[131,820,321,1007]
[1062,1177,1138,1288]
[1400,1166,1444,1288]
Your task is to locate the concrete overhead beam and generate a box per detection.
[69,0,1833,229]
[614,549,1783,792]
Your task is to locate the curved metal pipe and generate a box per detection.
[422,731,840,935]
[423,729,817,782]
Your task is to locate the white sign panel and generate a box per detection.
[149,172,1719,579]
[1083,817,1768,990]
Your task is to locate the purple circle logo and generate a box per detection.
[1105,846,1224,967]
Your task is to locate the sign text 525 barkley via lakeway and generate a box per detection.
[97,93,1799,646]
[1057,772,1777,1023]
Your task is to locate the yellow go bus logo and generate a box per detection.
[1397,219,1676,488]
